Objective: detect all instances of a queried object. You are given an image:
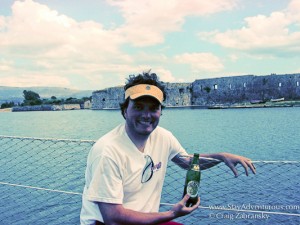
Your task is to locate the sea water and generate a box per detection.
[0,107,299,224]
[2,107,299,160]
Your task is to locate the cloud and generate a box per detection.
[0,0,128,89]
[109,0,237,46]
[198,0,300,57]
[151,68,177,83]
[0,0,238,89]
[287,0,300,22]
[0,59,13,71]
[0,73,71,88]
[174,52,224,72]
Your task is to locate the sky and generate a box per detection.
[0,0,300,91]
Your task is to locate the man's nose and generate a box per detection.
[141,108,151,117]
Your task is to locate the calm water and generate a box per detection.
[1,107,300,224]
[1,107,300,160]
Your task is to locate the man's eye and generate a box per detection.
[150,105,160,111]
[134,105,143,110]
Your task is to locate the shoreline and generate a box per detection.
[207,100,300,109]
[0,108,12,112]
[1,100,300,112]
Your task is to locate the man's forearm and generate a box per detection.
[98,203,176,225]
[98,194,200,225]
[172,153,222,170]
[199,153,222,170]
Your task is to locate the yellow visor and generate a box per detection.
[125,84,164,104]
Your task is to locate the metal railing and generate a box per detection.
[0,135,299,224]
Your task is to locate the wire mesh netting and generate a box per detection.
[0,135,299,225]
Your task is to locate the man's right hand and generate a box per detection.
[170,194,200,218]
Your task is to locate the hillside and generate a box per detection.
[0,86,93,104]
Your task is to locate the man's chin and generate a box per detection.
[137,129,153,136]
[136,126,156,135]
[135,122,158,135]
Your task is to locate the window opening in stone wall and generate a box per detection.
[213,84,218,90]
[263,78,267,85]
[204,86,211,93]
[279,82,282,87]
[243,82,246,88]
[229,84,232,90]
[297,81,299,87]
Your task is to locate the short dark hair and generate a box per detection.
[119,71,166,118]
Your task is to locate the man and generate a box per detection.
[80,72,256,225]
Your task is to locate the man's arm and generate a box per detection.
[98,194,200,225]
[171,154,221,170]
[172,153,256,177]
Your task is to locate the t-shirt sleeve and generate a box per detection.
[85,154,124,204]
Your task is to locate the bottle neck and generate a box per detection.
[190,153,200,171]
[191,153,199,164]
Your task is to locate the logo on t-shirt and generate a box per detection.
[152,162,162,172]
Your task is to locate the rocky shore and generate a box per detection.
[207,100,300,109]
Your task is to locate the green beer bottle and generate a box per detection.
[183,153,201,207]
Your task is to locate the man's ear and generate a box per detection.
[124,108,127,119]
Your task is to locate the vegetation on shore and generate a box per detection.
[0,90,91,109]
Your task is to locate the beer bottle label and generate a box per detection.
[186,181,199,197]
[191,164,200,171]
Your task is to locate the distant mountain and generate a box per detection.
[0,86,93,104]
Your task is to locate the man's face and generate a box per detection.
[124,97,162,137]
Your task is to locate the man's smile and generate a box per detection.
[138,120,153,126]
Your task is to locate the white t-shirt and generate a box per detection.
[80,124,187,224]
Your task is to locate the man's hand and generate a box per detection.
[170,194,200,218]
[218,153,256,177]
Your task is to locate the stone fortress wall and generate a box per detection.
[92,86,124,109]
[92,73,300,109]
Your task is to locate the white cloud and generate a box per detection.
[3,0,297,90]
[229,54,238,62]
[174,53,224,72]
[0,0,129,89]
[287,0,300,23]
[198,0,300,56]
[2,0,221,89]
[152,68,176,83]
[0,0,241,90]
[0,59,13,71]
[109,0,237,46]
[0,73,71,88]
